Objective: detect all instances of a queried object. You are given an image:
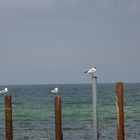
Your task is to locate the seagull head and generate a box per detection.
[55,87,59,93]
[4,88,8,92]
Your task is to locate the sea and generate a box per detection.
[0,83,140,140]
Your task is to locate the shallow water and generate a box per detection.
[0,83,140,139]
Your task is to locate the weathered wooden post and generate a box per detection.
[92,73,99,140]
[115,82,125,140]
[5,96,13,140]
[55,96,63,140]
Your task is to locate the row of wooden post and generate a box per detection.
[4,96,63,140]
[4,82,124,140]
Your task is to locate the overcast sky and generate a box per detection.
[0,0,140,85]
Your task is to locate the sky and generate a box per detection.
[0,0,140,85]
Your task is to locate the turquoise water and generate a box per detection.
[0,83,140,140]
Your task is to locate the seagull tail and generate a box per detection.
[84,71,88,73]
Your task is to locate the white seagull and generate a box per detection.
[0,88,8,95]
[85,67,96,74]
[49,87,59,94]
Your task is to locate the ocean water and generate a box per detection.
[0,83,140,140]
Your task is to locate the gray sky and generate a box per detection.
[0,0,140,85]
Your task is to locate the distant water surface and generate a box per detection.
[0,83,140,140]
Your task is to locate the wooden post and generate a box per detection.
[92,74,99,140]
[55,96,63,140]
[5,96,13,140]
[115,82,125,140]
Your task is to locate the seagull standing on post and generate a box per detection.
[85,67,96,74]
[49,87,59,94]
[0,88,8,95]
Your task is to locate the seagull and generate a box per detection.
[0,88,8,95]
[85,67,96,74]
[49,87,59,94]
